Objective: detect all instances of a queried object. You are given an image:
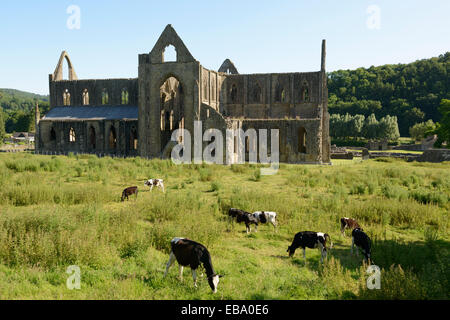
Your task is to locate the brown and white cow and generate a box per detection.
[145,179,165,193]
[121,186,138,202]
[340,217,361,235]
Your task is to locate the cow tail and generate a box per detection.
[326,234,333,249]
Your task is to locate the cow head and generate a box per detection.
[207,274,224,293]
[287,246,296,257]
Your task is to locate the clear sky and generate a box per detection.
[0,0,449,94]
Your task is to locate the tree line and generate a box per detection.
[328,52,449,136]
[330,113,400,141]
[0,89,50,143]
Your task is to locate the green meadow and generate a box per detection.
[0,153,448,300]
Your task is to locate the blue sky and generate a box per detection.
[0,0,449,94]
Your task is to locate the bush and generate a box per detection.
[251,169,261,182]
[210,181,221,192]
[409,189,448,207]
[198,168,213,182]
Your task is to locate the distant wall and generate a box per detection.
[49,78,139,107]
[39,119,138,156]
[221,72,322,120]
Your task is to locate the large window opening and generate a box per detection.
[298,127,307,153]
[102,89,109,105]
[130,127,138,151]
[230,84,238,103]
[121,89,129,105]
[89,126,96,150]
[50,128,56,141]
[69,128,76,143]
[252,84,262,104]
[63,89,71,106]
[160,76,183,153]
[82,89,89,105]
[109,126,117,150]
[163,45,177,62]
[301,82,310,102]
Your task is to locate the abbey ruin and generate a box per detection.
[36,25,331,164]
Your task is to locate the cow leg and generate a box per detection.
[161,184,165,193]
[318,243,324,263]
[150,185,153,192]
[164,252,176,277]
[303,248,306,261]
[179,265,184,281]
[351,237,354,255]
[192,269,198,288]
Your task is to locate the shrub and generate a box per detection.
[198,168,213,182]
[251,169,261,182]
[409,189,448,206]
[210,181,221,192]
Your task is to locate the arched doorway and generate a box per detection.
[160,76,184,153]
[130,126,138,151]
[298,127,307,154]
[89,126,96,150]
[109,126,117,151]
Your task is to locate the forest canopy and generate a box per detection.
[328,52,449,136]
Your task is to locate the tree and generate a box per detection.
[434,99,450,147]
[0,108,5,145]
[409,120,437,141]
[379,115,400,141]
[362,114,379,140]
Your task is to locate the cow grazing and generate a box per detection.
[145,179,165,193]
[121,186,138,202]
[228,208,259,233]
[287,231,333,263]
[351,228,372,263]
[252,211,278,231]
[340,217,361,235]
[164,238,223,293]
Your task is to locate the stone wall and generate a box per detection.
[222,72,322,120]
[417,149,450,163]
[49,78,139,107]
[39,120,138,156]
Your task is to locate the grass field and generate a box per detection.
[0,153,448,300]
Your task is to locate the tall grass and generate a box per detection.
[0,153,448,299]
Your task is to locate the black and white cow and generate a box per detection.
[340,217,361,235]
[351,228,372,263]
[228,208,259,233]
[144,179,165,193]
[164,238,223,293]
[287,231,333,263]
[252,211,278,231]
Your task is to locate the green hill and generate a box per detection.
[0,89,50,133]
[328,52,449,135]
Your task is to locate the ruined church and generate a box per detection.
[36,25,331,164]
